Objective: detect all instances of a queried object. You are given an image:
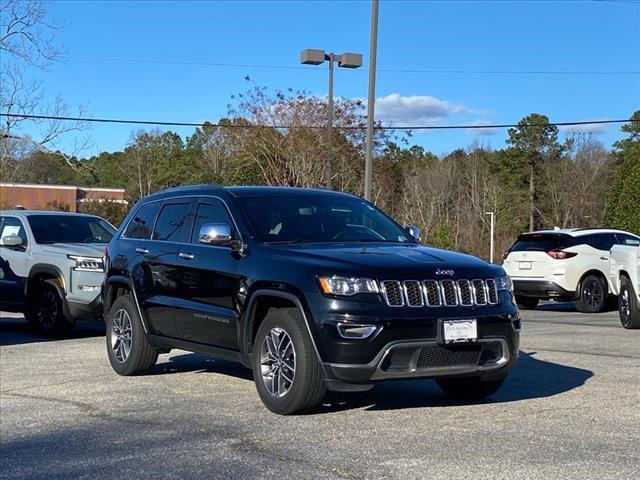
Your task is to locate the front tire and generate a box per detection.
[436,377,505,400]
[515,296,539,310]
[575,274,607,313]
[34,279,74,336]
[619,276,640,329]
[252,308,326,415]
[106,294,158,375]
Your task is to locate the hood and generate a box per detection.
[266,243,503,278]
[40,243,107,258]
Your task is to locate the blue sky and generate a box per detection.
[18,0,640,157]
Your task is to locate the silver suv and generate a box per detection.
[0,210,116,335]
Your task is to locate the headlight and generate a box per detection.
[68,255,104,272]
[318,276,379,296]
[495,276,513,292]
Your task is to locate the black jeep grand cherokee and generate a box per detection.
[103,185,520,414]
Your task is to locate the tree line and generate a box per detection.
[2,84,638,260]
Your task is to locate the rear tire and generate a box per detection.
[106,294,158,375]
[575,274,606,313]
[515,296,539,310]
[34,279,74,336]
[436,377,505,400]
[619,276,640,330]
[252,308,326,415]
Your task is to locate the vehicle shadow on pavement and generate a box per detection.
[317,351,594,413]
[151,352,255,381]
[533,301,618,313]
[0,316,105,346]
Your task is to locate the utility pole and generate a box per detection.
[485,211,495,263]
[363,0,379,201]
[326,53,335,190]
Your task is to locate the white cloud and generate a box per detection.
[558,119,608,135]
[375,93,468,127]
[464,120,500,136]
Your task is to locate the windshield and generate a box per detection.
[28,215,116,244]
[510,233,574,252]
[238,194,413,244]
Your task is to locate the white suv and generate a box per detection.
[502,228,640,313]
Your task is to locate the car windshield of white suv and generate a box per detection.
[238,195,413,244]
[28,215,116,244]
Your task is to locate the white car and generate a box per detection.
[609,244,640,329]
[502,228,640,313]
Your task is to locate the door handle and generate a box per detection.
[600,256,608,261]
[135,247,149,255]
[178,252,195,260]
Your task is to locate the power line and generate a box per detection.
[67,56,640,76]
[1,113,637,131]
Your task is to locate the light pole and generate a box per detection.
[485,211,495,263]
[364,0,379,201]
[300,49,363,190]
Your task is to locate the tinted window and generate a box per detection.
[190,201,233,243]
[584,233,618,251]
[124,202,161,240]
[237,195,412,244]
[28,215,116,244]
[615,233,640,246]
[153,202,192,242]
[0,217,28,246]
[510,234,573,252]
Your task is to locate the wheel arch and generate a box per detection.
[27,264,66,297]
[577,269,609,297]
[242,289,325,366]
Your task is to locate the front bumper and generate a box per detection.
[512,279,575,300]
[67,295,102,321]
[305,291,520,388]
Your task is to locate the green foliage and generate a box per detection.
[430,221,455,250]
[604,112,640,235]
[78,200,128,227]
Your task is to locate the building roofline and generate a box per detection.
[0,182,125,193]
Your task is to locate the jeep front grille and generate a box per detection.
[381,279,499,307]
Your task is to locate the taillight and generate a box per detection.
[502,250,510,260]
[547,249,577,260]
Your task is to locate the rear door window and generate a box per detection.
[510,234,574,252]
[124,202,162,240]
[584,233,618,251]
[152,201,193,242]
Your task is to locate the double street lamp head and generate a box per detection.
[300,49,363,69]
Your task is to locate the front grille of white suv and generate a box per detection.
[380,279,499,307]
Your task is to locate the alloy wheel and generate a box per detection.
[620,288,631,326]
[583,279,603,309]
[37,289,58,330]
[260,327,296,398]
[111,309,133,363]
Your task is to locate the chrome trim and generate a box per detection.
[381,280,404,307]
[403,280,424,307]
[336,323,380,339]
[422,280,442,307]
[457,279,473,306]
[472,279,487,305]
[486,278,498,305]
[440,279,458,306]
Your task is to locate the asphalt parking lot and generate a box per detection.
[1,304,638,480]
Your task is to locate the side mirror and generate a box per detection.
[1,235,25,250]
[198,223,233,246]
[405,224,422,241]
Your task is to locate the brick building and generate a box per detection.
[0,183,127,212]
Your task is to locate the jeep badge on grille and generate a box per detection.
[435,269,455,277]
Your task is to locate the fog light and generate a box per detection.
[337,324,378,339]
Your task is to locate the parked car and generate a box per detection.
[0,210,116,335]
[609,242,640,329]
[503,228,640,313]
[103,185,520,414]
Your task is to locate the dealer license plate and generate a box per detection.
[443,319,478,344]
[519,261,532,270]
